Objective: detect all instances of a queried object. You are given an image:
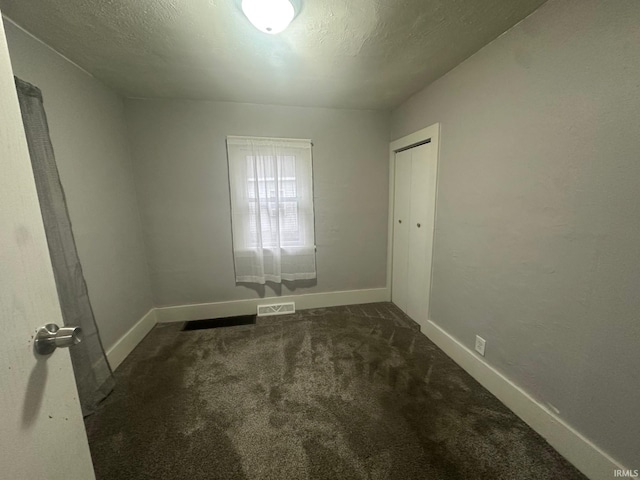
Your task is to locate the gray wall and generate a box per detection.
[392,0,640,468]
[4,20,154,352]
[125,99,390,307]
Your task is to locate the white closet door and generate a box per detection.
[406,143,435,327]
[391,149,412,312]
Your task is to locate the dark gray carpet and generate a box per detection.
[85,303,585,480]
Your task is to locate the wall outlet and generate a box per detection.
[475,335,486,356]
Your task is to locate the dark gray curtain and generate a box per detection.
[15,77,114,416]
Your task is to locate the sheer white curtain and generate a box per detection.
[227,136,316,284]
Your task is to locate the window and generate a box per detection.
[246,155,301,247]
[226,136,316,284]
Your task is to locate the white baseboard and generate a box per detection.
[106,309,157,371]
[423,319,625,480]
[155,287,390,323]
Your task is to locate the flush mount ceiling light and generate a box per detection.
[241,0,299,34]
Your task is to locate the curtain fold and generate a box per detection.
[227,136,316,284]
[15,77,114,416]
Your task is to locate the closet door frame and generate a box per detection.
[386,123,441,321]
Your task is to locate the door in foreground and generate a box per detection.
[0,17,95,480]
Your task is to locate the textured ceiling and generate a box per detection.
[0,0,547,109]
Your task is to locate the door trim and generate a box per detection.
[386,123,441,320]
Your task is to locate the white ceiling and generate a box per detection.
[1,0,547,110]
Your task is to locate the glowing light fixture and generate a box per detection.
[241,0,297,34]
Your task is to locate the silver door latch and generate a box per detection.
[34,323,83,355]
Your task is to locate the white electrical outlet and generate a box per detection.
[475,335,486,356]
